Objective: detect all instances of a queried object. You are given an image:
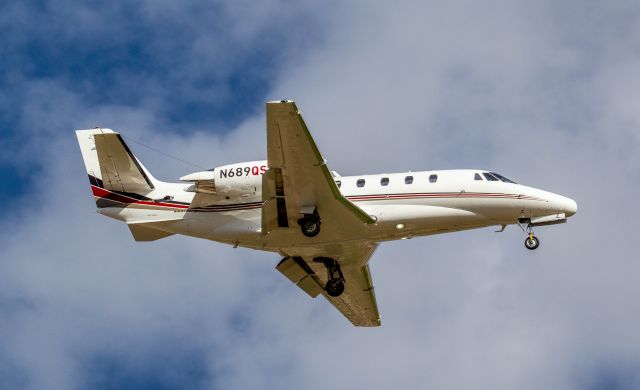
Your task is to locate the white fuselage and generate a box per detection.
[76,105,579,326]
[97,167,577,255]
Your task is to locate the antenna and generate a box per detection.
[121,135,207,170]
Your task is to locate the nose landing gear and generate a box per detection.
[524,234,539,250]
[518,219,540,250]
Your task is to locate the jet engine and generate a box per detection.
[180,160,267,199]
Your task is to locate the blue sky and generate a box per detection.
[2,1,640,389]
[0,0,324,208]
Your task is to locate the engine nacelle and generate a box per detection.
[180,160,268,198]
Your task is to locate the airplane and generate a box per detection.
[76,100,577,327]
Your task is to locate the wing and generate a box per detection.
[262,100,375,236]
[276,243,381,327]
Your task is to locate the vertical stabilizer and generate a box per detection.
[76,128,111,188]
[76,129,157,194]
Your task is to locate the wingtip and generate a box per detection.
[267,99,295,104]
[75,128,117,135]
[354,318,382,327]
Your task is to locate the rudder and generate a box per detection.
[76,128,158,195]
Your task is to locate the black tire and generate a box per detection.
[300,218,321,237]
[525,236,540,250]
[325,279,345,297]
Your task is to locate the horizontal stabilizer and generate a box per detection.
[128,224,175,242]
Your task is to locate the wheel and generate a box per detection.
[525,235,540,250]
[325,279,345,297]
[300,217,321,237]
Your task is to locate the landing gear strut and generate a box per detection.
[299,212,321,237]
[518,219,540,250]
[314,257,345,297]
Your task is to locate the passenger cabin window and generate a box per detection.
[490,172,517,184]
[336,180,341,188]
[429,174,438,183]
[405,176,413,184]
[356,179,365,188]
[474,173,483,180]
[483,173,499,181]
[380,177,389,186]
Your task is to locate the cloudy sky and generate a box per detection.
[1,0,639,389]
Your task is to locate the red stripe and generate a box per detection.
[91,186,264,211]
[346,193,545,202]
[92,186,190,209]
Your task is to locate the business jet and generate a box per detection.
[76,100,577,327]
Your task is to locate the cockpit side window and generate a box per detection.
[483,173,499,181]
[490,172,517,184]
[474,173,483,180]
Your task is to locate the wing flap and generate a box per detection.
[276,257,324,298]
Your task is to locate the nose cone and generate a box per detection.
[560,196,578,217]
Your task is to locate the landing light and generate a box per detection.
[396,223,405,229]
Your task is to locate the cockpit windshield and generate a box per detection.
[489,172,517,184]
[483,172,499,181]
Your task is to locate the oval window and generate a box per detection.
[357,179,365,188]
[429,174,438,183]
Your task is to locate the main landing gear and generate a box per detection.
[314,257,345,297]
[299,211,321,237]
[518,219,540,250]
